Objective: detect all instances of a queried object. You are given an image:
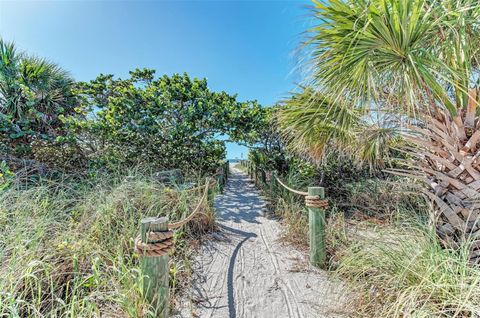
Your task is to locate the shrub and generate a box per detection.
[71,71,265,173]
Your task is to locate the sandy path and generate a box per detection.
[174,166,349,318]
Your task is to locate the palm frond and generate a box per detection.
[278,88,359,161]
[305,0,480,116]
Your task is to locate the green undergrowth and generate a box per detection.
[327,215,480,317]
[0,170,216,317]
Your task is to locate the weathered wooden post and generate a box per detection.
[224,161,229,180]
[208,178,215,206]
[220,170,225,192]
[224,163,228,183]
[260,169,266,184]
[216,173,223,193]
[139,217,170,317]
[270,171,277,194]
[216,167,222,191]
[307,187,326,268]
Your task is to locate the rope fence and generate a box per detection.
[271,171,329,208]
[134,230,175,257]
[134,161,229,317]
[168,177,212,230]
[239,159,328,268]
[305,195,328,208]
[274,175,308,196]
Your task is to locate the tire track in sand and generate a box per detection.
[174,166,350,318]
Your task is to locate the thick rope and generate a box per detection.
[305,195,328,208]
[134,230,174,257]
[134,172,220,257]
[168,177,211,230]
[274,176,309,196]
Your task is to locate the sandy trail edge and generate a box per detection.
[173,166,350,318]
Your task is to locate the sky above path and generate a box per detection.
[0,1,310,159]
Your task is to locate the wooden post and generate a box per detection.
[270,171,277,194]
[308,187,326,268]
[140,217,170,317]
[260,169,266,184]
[224,161,229,180]
[208,180,215,206]
[216,170,221,192]
[218,173,224,193]
[216,174,221,192]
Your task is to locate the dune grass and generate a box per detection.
[329,219,480,317]
[0,171,216,317]
[252,165,480,317]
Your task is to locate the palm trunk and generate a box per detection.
[398,108,480,262]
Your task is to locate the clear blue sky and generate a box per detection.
[0,1,310,159]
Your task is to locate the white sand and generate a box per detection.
[174,166,350,318]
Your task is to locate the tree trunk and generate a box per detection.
[396,108,480,263]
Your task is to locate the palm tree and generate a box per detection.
[278,87,399,170]
[282,0,480,261]
[0,39,77,157]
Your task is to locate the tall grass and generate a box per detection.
[258,168,423,248]
[330,221,480,317]
[0,171,215,317]
[252,162,480,317]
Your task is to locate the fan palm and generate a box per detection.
[0,39,76,156]
[284,0,480,261]
[278,87,400,169]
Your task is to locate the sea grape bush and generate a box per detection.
[66,69,266,173]
[1,37,268,174]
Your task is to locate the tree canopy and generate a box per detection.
[0,39,268,174]
[69,70,265,172]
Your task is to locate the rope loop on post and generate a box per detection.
[305,195,328,208]
[134,231,175,257]
[133,164,228,257]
